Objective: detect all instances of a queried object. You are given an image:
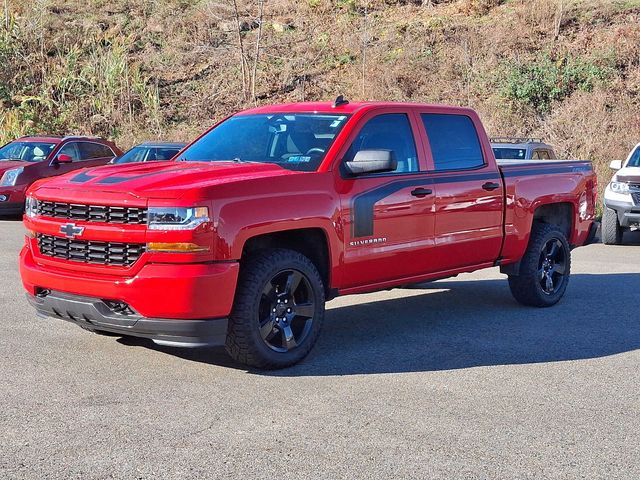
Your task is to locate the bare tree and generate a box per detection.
[251,0,265,104]
[361,4,368,99]
[231,0,249,100]
[554,0,564,41]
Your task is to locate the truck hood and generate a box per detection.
[0,160,30,175]
[615,166,640,183]
[31,161,297,199]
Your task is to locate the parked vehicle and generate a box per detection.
[602,143,640,245]
[111,142,186,164]
[491,137,557,160]
[20,100,598,369]
[0,135,121,215]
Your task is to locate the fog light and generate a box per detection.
[0,194,7,202]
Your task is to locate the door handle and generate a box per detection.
[411,188,433,198]
[482,182,500,191]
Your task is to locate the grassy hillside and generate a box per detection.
[1,0,639,199]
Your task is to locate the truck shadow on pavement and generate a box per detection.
[120,271,640,375]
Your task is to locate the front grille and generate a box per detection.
[37,234,145,266]
[632,192,640,206]
[36,200,147,224]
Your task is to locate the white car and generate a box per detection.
[602,143,640,244]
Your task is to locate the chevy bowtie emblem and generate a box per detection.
[60,223,85,239]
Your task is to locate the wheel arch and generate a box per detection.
[532,202,574,240]
[240,227,334,299]
[501,201,574,276]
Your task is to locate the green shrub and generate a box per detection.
[500,53,615,114]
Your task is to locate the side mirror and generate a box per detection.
[53,154,73,165]
[344,150,397,176]
[610,160,623,170]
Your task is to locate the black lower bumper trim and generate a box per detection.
[27,290,228,346]
[0,202,24,216]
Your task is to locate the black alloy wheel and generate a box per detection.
[538,238,568,295]
[258,269,316,353]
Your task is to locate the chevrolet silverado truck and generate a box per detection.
[20,100,598,369]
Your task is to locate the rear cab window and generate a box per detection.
[420,113,485,171]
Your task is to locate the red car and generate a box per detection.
[20,100,598,369]
[0,135,121,215]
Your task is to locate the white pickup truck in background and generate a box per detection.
[603,143,640,245]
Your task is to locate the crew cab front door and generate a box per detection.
[336,111,436,289]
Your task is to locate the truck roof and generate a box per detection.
[238,101,476,116]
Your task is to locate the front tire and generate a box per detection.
[602,207,623,245]
[225,248,325,369]
[508,223,571,307]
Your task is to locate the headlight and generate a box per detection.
[25,195,38,218]
[147,206,210,230]
[609,181,630,194]
[0,167,24,186]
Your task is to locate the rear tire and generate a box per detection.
[225,248,325,369]
[508,223,571,307]
[602,207,623,245]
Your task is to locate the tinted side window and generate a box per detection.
[58,143,80,161]
[343,114,419,174]
[79,142,114,160]
[421,114,484,171]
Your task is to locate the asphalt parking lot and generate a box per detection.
[1,218,639,479]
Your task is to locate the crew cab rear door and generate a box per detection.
[335,109,437,288]
[416,109,504,270]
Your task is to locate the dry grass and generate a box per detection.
[1,0,639,204]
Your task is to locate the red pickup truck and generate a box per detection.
[20,100,598,369]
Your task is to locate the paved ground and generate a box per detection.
[1,218,639,479]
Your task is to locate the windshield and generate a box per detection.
[0,142,56,162]
[112,146,182,164]
[179,113,350,171]
[492,147,527,160]
[627,145,640,167]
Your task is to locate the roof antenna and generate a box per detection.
[332,95,349,108]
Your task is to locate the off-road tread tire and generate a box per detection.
[508,223,571,308]
[225,248,325,369]
[602,207,623,245]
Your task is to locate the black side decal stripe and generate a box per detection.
[349,163,592,239]
[352,178,432,238]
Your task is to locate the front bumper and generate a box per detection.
[27,290,228,346]
[20,246,240,319]
[0,185,26,215]
[604,198,640,228]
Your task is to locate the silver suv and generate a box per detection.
[491,137,557,160]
